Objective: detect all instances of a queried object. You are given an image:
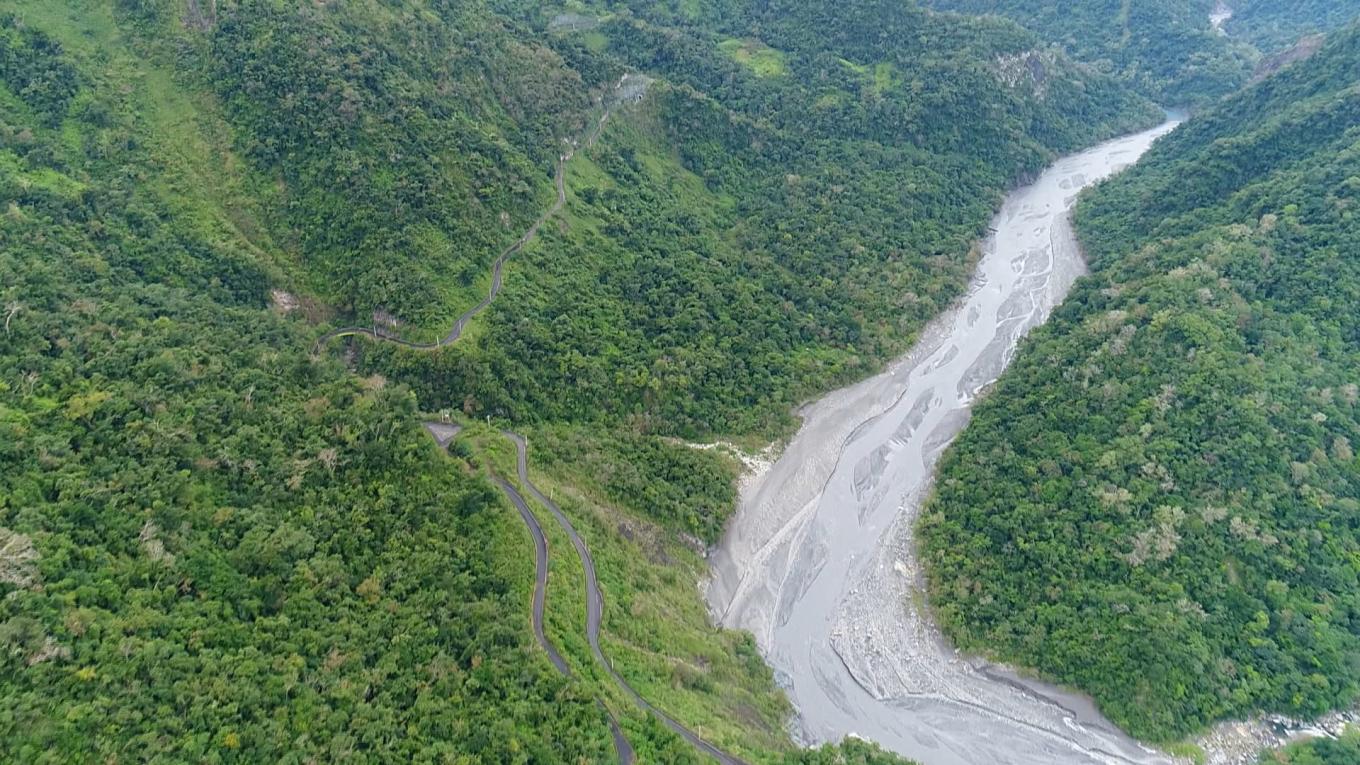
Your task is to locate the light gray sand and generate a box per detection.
[707,118,1183,765]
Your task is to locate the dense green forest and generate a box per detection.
[1229,0,1360,53]
[12,0,1356,761]
[923,0,1255,104]
[0,2,933,760]
[1260,729,1360,765]
[206,0,595,328]
[921,24,1360,744]
[357,0,1159,437]
[4,0,1144,760]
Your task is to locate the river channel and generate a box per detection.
[707,117,1183,765]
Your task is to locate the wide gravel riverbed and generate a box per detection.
[707,117,1183,765]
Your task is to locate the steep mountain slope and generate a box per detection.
[0,9,618,762]
[921,25,1360,743]
[1228,0,1360,53]
[0,0,1163,762]
[360,0,1160,437]
[0,3,909,763]
[923,0,1256,104]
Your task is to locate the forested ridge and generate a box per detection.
[0,0,1153,761]
[921,23,1360,744]
[1229,0,1360,54]
[923,0,1256,104]
[357,0,1159,437]
[926,0,1360,105]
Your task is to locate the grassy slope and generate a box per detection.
[10,0,288,279]
[465,422,794,763]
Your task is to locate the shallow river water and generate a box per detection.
[707,117,1183,765]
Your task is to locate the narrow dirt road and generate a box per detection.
[313,75,638,355]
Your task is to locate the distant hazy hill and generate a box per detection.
[923,0,1255,104]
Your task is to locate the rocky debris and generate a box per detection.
[549,12,599,33]
[995,50,1052,98]
[683,440,778,496]
[0,527,40,590]
[270,289,300,313]
[611,73,654,106]
[1251,35,1326,83]
[1210,1,1232,34]
[1198,711,1358,765]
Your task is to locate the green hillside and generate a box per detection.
[0,6,620,760]
[921,24,1360,743]
[1228,0,1360,52]
[360,0,1159,437]
[923,0,1256,104]
[0,0,1159,762]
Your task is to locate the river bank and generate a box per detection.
[706,117,1183,765]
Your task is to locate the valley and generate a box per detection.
[709,117,1182,765]
[3,2,1359,764]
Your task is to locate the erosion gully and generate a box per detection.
[707,117,1184,765]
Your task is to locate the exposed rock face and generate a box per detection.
[1197,710,1360,765]
[549,13,600,32]
[996,49,1053,98]
[1252,34,1326,83]
[270,289,300,313]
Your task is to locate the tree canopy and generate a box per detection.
[921,24,1360,743]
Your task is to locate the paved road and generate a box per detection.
[494,472,636,764]
[330,71,735,765]
[505,432,749,765]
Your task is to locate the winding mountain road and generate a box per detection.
[504,432,749,765]
[320,74,742,764]
[494,472,635,764]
